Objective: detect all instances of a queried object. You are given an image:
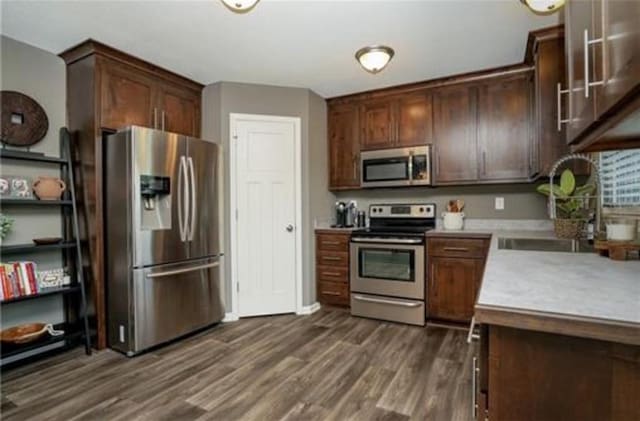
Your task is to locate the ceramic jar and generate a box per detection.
[32,177,66,200]
[442,212,465,230]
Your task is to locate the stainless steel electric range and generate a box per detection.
[350,203,436,326]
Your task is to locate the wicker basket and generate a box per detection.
[554,219,586,239]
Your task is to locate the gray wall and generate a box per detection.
[335,183,549,221]
[0,36,66,358]
[202,81,333,310]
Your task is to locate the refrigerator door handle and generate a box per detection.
[178,156,189,242]
[146,261,220,279]
[187,156,197,241]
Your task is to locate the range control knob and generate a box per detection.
[372,208,377,213]
[419,207,425,213]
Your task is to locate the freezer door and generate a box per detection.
[132,127,189,267]
[186,137,221,258]
[131,257,224,353]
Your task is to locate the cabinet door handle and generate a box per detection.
[431,263,437,297]
[321,290,341,296]
[481,151,487,176]
[472,356,479,419]
[153,108,158,129]
[353,153,359,182]
[584,29,604,99]
[321,271,341,277]
[322,241,340,245]
[322,256,341,261]
[556,83,571,132]
[436,151,441,176]
[443,247,470,252]
[161,110,166,131]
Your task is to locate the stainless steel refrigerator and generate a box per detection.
[105,126,224,356]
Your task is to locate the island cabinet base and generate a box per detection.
[479,325,640,421]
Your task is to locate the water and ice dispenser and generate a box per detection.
[140,175,171,230]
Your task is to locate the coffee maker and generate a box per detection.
[333,201,357,228]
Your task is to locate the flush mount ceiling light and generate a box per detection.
[355,45,395,74]
[520,0,565,14]
[221,0,259,13]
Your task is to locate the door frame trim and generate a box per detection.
[229,113,303,317]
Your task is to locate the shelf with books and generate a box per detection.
[1,323,83,359]
[1,242,76,254]
[0,128,91,364]
[0,285,81,305]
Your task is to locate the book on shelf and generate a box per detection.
[0,262,72,301]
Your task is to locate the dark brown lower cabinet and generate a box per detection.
[428,256,482,323]
[427,236,490,323]
[475,325,640,421]
[315,231,351,307]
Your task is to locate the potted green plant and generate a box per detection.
[537,169,596,239]
[0,213,14,245]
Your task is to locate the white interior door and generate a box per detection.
[234,116,298,317]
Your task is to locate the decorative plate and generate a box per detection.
[0,323,64,344]
[0,323,48,344]
[1,91,49,147]
[33,237,63,245]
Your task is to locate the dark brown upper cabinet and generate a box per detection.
[565,0,640,151]
[527,25,589,177]
[598,0,640,116]
[328,103,360,190]
[158,83,201,137]
[565,0,597,144]
[360,99,394,150]
[360,92,433,150]
[477,73,532,181]
[100,61,156,131]
[97,57,201,138]
[432,84,479,183]
[396,92,433,147]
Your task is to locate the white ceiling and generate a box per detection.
[1,0,559,98]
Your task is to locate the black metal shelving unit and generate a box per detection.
[1,128,92,367]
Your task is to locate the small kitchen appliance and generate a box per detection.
[333,201,357,228]
[350,203,436,326]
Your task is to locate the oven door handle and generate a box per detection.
[351,237,423,245]
[353,295,422,308]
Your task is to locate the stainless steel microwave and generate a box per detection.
[360,146,431,188]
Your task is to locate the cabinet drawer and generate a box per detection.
[428,238,487,258]
[317,250,349,267]
[318,281,349,306]
[316,265,349,284]
[316,233,350,252]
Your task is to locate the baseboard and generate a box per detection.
[297,302,321,315]
[222,312,239,322]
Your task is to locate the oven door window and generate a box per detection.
[358,248,414,282]
[363,158,409,183]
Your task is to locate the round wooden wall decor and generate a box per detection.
[1,91,49,147]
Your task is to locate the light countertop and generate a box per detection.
[471,230,640,345]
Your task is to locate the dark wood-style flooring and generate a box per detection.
[1,308,474,420]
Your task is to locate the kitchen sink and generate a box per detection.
[498,237,595,253]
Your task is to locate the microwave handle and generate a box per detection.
[408,152,414,182]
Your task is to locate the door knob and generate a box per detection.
[286,224,294,232]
